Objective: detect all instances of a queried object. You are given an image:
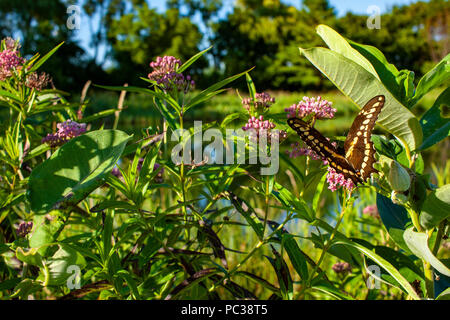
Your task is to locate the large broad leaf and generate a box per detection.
[348,41,401,97]
[420,184,450,229]
[419,88,450,151]
[435,269,450,300]
[334,238,421,299]
[376,193,412,254]
[316,25,379,80]
[403,227,450,277]
[28,130,131,213]
[411,53,450,106]
[300,47,422,154]
[30,211,65,256]
[38,244,87,286]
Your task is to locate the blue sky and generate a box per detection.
[74,0,424,65]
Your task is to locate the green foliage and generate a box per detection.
[1,23,449,301]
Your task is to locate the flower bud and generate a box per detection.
[388,161,411,192]
[391,190,408,205]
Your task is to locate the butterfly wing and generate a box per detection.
[288,118,362,185]
[344,95,385,180]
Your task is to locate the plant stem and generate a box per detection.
[307,190,352,287]
[179,113,190,239]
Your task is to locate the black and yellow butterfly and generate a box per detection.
[287,95,385,185]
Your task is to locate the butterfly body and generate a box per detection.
[287,95,385,185]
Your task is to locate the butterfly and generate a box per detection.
[287,95,385,185]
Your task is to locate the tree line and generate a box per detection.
[0,0,447,91]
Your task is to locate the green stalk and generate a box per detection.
[307,191,353,287]
[179,113,190,239]
[407,207,434,298]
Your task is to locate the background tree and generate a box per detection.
[105,0,205,85]
[0,0,94,90]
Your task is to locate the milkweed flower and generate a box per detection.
[17,221,33,237]
[153,163,164,183]
[286,142,322,161]
[363,204,379,218]
[287,140,337,166]
[0,48,24,81]
[285,96,336,119]
[42,120,87,147]
[242,92,275,111]
[332,262,352,274]
[326,167,355,192]
[148,56,194,92]
[26,72,51,91]
[3,37,20,51]
[242,115,287,142]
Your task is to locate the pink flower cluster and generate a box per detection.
[285,96,336,119]
[26,72,51,91]
[332,262,352,274]
[363,204,379,218]
[148,56,194,92]
[243,115,276,131]
[17,221,33,237]
[0,48,24,81]
[286,140,337,166]
[242,115,287,141]
[326,167,355,192]
[286,142,323,161]
[42,120,87,147]
[4,37,20,51]
[242,92,275,110]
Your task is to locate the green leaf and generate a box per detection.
[178,46,212,73]
[15,247,44,267]
[116,270,140,299]
[78,109,117,123]
[419,87,450,151]
[403,227,450,277]
[184,68,252,112]
[30,212,65,256]
[265,246,293,300]
[234,271,280,294]
[311,279,355,300]
[23,144,50,162]
[272,182,314,222]
[43,244,87,286]
[282,233,309,281]
[376,193,412,254]
[411,53,450,106]
[420,184,450,229]
[335,238,421,299]
[153,96,179,131]
[316,25,379,80]
[299,46,422,153]
[29,42,64,72]
[229,193,264,240]
[246,73,257,100]
[436,287,450,300]
[220,112,243,128]
[348,40,412,107]
[28,130,131,213]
